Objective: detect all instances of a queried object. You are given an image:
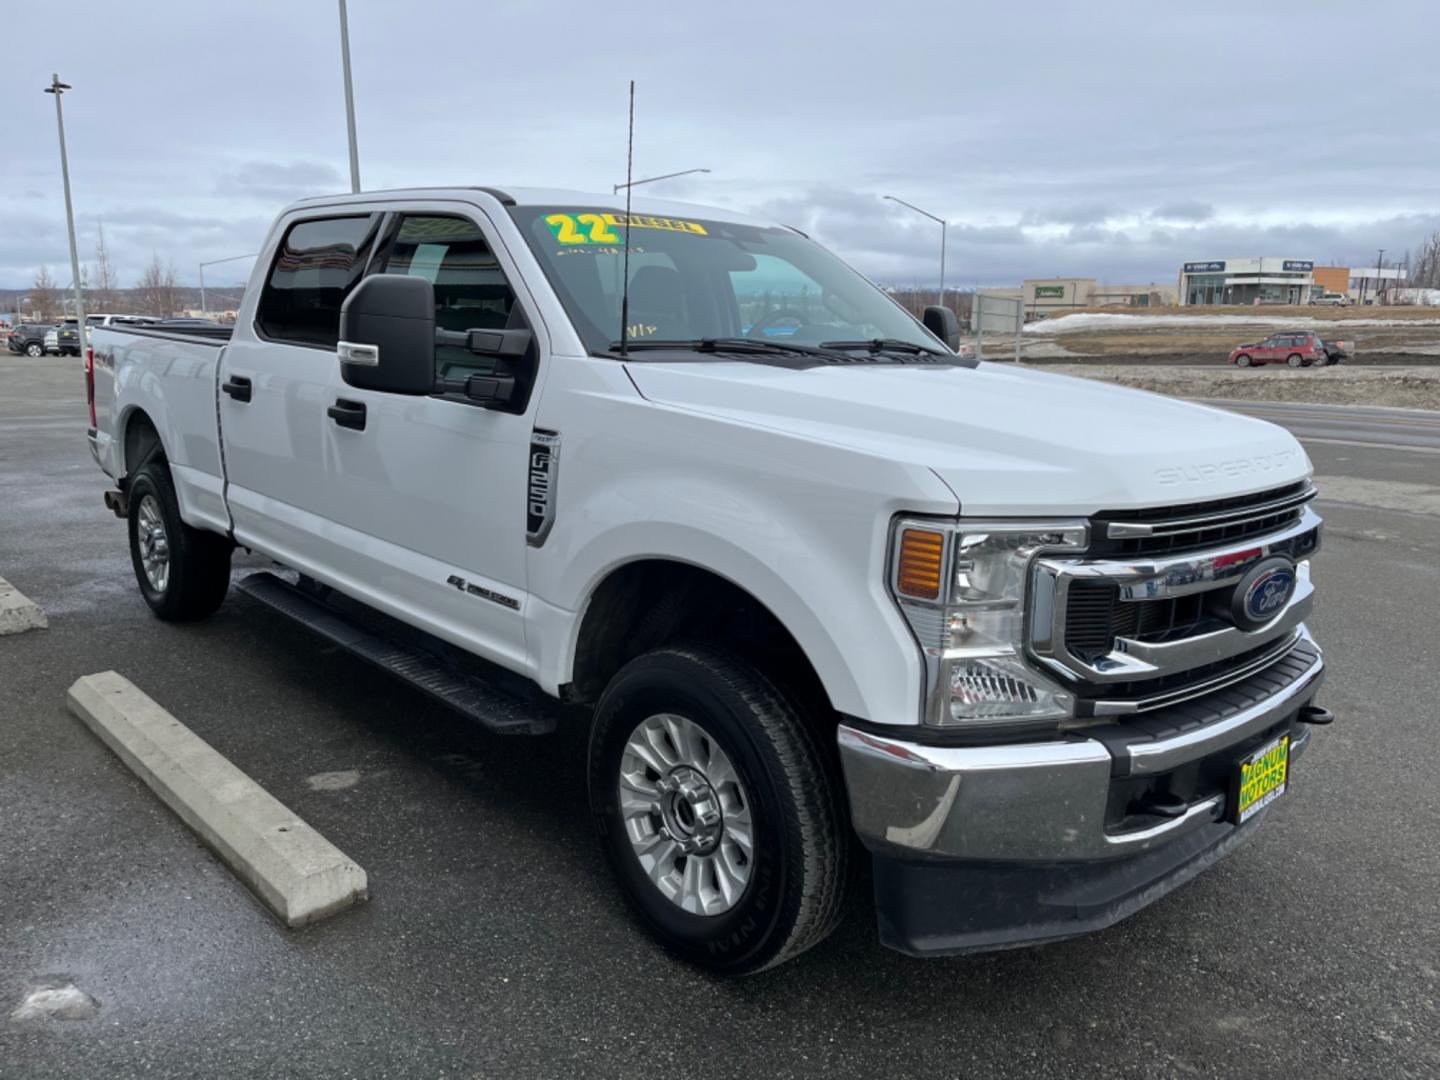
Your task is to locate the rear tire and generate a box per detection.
[1235,354,1252,367]
[127,462,233,621]
[25,342,42,357]
[588,645,848,975]
[1287,353,1304,367]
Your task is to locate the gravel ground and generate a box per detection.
[1038,364,1440,410]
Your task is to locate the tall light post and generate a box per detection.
[884,195,947,307]
[44,74,87,357]
[337,0,361,193]
[614,167,710,194]
[199,253,260,317]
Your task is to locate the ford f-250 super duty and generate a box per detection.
[86,187,1331,973]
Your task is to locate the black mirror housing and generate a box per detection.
[338,274,436,394]
[923,305,962,352]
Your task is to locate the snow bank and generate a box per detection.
[1024,312,1440,334]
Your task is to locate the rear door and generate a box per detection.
[218,210,384,569]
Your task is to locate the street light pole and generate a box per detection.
[884,195,947,307]
[44,74,87,358]
[614,167,710,194]
[1375,247,1385,305]
[337,0,361,193]
[198,253,260,318]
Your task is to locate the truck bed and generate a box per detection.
[103,323,234,345]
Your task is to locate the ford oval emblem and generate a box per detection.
[1238,561,1296,629]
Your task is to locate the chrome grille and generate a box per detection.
[1031,498,1323,714]
[1064,584,1207,663]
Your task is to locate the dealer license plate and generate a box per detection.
[1235,734,1290,823]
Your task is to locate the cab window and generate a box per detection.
[379,215,525,379]
[256,215,381,347]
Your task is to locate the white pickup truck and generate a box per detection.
[86,187,1330,973]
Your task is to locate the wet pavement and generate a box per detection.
[2,354,1438,1078]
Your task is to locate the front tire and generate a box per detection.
[1235,353,1252,367]
[25,342,43,357]
[1287,353,1304,367]
[589,646,848,975]
[127,463,233,621]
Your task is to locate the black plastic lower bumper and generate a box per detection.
[872,813,1264,956]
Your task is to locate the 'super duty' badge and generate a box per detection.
[527,430,561,547]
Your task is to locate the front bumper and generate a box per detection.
[838,628,1325,955]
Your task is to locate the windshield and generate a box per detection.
[510,206,945,356]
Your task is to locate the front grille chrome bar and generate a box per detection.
[1105,483,1316,539]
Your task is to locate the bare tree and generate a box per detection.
[31,265,61,321]
[92,224,119,311]
[135,253,180,317]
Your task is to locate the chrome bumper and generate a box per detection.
[839,628,1324,863]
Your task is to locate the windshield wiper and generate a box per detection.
[819,338,946,357]
[608,337,847,359]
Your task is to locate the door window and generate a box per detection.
[380,215,523,379]
[255,215,381,347]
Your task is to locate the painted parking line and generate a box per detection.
[67,671,368,927]
[0,577,47,635]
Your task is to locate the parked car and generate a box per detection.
[1230,331,1328,368]
[1308,293,1349,306]
[7,323,54,357]
[1319,338,1351,365]
[87,186,1328,972]
[56,319,82,356]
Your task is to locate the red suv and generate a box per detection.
[1230,332,1327,368]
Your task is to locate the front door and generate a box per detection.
[310,207,545,672]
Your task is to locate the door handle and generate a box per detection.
[327,398,367,431]
[222,375,252,403]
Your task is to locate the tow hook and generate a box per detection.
[1298,705,1335,725]
[103,489,129,519]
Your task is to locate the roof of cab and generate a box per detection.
[286,186,779,229]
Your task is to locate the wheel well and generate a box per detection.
[122,410,165,480]
[568,561,833,718]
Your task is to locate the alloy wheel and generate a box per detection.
[617,713,754,916]
[136,494,171,593]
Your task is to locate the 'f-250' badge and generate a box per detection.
[527,430,561,547]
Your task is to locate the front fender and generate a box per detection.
[525,384,959,724]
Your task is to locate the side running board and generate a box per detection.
[236,572,555,735]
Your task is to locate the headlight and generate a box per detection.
[890,519,1087,728]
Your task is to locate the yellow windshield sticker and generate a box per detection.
[546,211,708,245]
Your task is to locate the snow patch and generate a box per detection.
[1024,313,1440,334]
[307,769,361,792]
[11,982,99,1021]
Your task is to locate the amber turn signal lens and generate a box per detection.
[897,528,945,599]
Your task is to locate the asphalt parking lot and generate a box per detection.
[2,354,1438,1079]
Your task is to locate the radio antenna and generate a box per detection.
[618,80,635,357]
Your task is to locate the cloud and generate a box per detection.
[1021,204,1120,227]
[213,160,346,202]
[3,0,1438,291]
[1151,201,1215,223]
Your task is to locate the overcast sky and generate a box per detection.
[4,1,1437,293]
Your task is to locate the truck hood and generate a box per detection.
[624,360,1311,515]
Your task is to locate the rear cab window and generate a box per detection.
[256,215,381,347]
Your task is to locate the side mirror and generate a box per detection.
[923,305,962,352]
[338,274,435,394]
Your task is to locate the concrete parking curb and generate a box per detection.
[0,577,47,635]
[66,671,368,927]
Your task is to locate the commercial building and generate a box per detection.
[1178,258,1323,306]
[995,278,1177,318]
